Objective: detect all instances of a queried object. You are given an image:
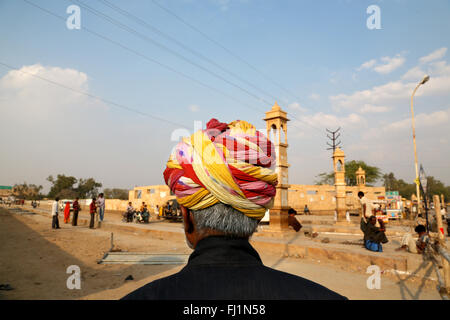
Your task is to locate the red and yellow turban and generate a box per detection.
[163,119,277,220]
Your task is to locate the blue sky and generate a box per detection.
[1,0,449,192]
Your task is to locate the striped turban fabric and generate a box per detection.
[163,118,278,220]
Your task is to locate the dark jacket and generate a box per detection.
[362,220,388,244]
[288,215,302,232]
[121,236,346,300]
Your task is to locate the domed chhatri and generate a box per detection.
[272,101,281,111]
[356,166,365,174]
[333,147,345,157]
[356,166,366,187]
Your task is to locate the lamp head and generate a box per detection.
[420,75,430,85]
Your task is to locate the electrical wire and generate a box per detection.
[73,0,273,107]
[22,0,333,138]
[22,0,262,114]
[98,0,282,104]
[0,61,188,129]
[150,0,304,104]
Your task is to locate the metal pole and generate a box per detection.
[434,195,450,294]
[434,195,446,239]
[411,84,421,215]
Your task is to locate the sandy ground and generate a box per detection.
[0,206,442,300]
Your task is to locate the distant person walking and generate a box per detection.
[63,202,71,224]
[304,204,310,215]
[159,204,164,219]
[51,197,61,229]
[89,197,97,229]
[72,197,80,226]
[96,193,105,222]
[288,208,302,232]
[358,191,373,222]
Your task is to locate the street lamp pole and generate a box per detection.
[410,75,430,215]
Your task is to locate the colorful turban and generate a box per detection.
[163,118,278,220]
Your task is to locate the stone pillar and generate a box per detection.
[356,166,366,187]
[264,102,290,231]
[332,148,347,221]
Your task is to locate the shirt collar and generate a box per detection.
[185,235,262,267]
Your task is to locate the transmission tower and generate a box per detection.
[326,127,342,152]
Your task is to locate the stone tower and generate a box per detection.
[332,147,347,221]
[264,102,290,230]
[356,166,366,187]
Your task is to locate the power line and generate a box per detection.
[92,0,327,136]
[22,0,262,114]
[0,61,188,129]
[150,0,303,104]
[73,0,273,107]
[148,0,365,139]
[97,0,282,104]
[22,0,328,138]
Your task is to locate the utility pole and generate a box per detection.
[418,164,429,231]
[326,128,342,152]
[411,75,430,215]
[433,195,450,296]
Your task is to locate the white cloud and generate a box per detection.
[360,104,390,114]
[429,60,450,76]
[0,64,88,90]
[373,55,406,74]
[331,69,450,113]
[361,108,450,141]
[0,64,105,119]
[419,47,447,64]
[401,66,426,81]
[288,102,307,113]
[330,80,414,112]
[309,93,320,101]
[357,59,377,71]
[356,54,405,74]
[188,104,200,112]
[386,108,449,131]
[292,112,366,133]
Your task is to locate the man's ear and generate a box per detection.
[181,205,194,234]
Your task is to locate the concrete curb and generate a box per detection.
[24,205,408,272]
[7,205,437,286]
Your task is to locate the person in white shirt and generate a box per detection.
[358,191,374,241]
[358,191,373,221]
[96,193,106,222]
[51,197,61,229]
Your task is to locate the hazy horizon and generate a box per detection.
[1,0,449,194]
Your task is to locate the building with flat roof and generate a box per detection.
[0,186,13,198]
[128,185,175,212]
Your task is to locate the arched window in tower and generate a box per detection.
[280,124,286,144]
[270,124,278,144]
[336,160,343,171]
[362,176,365,185]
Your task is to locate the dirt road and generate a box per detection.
[0,207,441,300]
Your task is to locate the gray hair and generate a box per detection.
[192,203,258,238]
